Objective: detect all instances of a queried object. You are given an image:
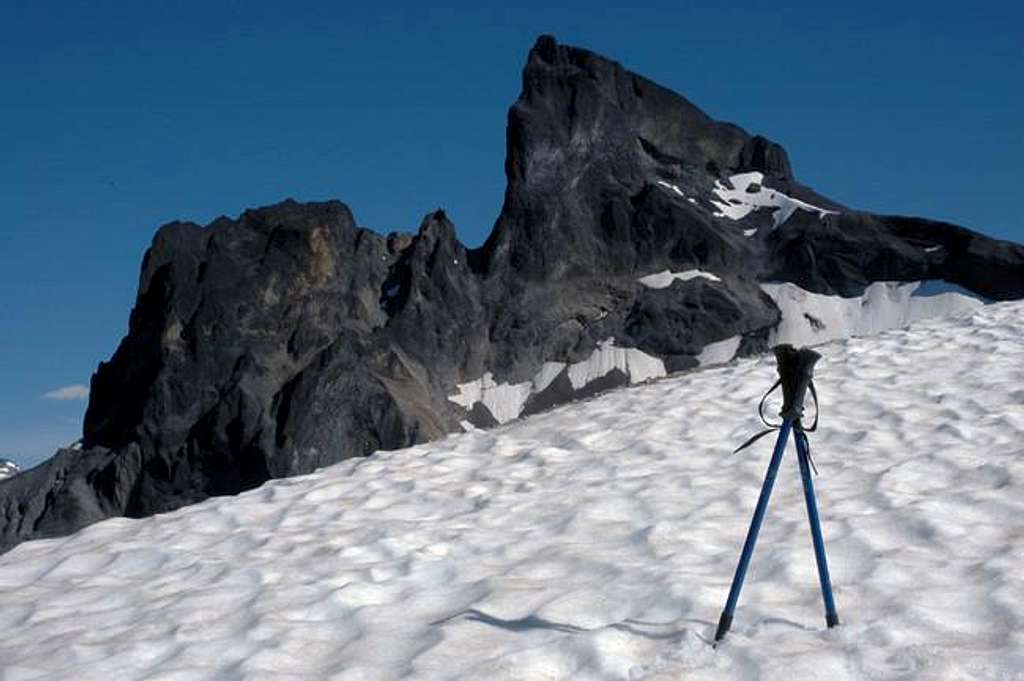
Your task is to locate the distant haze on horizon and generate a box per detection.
[2,0,1021,468]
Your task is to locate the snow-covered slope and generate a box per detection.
[2,302,1023,680]
[0,459,19,481]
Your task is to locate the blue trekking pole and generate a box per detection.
[714,345,838,643]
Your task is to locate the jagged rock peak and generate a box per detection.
[481,34,803,281]
[518,34,793,178]
[1,36,1021,556]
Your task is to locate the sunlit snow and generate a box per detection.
[696,335,741,367]
[656,180,687,199]
[449,341,667,425]
[638,269,722,289]
[2,302,1022,680]
[448,281,981,425]
[565,338,665,389]
[0,460,19,481]
[447,372,532,424]
[763,281,983,348]
[711,172,838,231]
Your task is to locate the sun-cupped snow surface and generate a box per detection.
[637,269,722,289]
[3,302,1024,681]
[711,172,837,230]
[763,280,984,348]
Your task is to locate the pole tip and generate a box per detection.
[714,612,733,642]
[826,612,839,628]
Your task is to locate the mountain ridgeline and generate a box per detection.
[1,36,1021,553]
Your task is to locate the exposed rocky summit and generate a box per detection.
[2,36,1022,553]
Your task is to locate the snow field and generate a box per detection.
[1,302,1023,680]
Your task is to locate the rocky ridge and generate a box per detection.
[1,36,1021,553]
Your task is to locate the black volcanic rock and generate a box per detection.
[738,136,794,183]
[2,35,1022,553]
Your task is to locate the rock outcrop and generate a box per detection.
[2,36,1022,553]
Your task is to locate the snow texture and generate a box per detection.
[638,270,722,289]
[711,172,837,230]
[763,280,984,347]
[2,302,1022,680]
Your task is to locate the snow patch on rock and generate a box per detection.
[448,373,532,425]
[567,339,666,389]
[638,269,722,289]
[656,180,686,198]
[449,281,980,427]
[696,336,741,367]
[0,459,19,481]
[762,280,983,347]
[450,343,666,424]
[532,362,567,394]
[711,171,837,230]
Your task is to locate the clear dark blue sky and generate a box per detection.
[2,0,1021,468]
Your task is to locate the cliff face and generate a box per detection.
[2,36,1022,553]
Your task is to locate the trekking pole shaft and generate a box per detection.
[795,430,839,628]
[715,419,794,642]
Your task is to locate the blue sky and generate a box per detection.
[2,0,1021,468]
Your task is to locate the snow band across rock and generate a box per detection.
[715,344,838,643]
